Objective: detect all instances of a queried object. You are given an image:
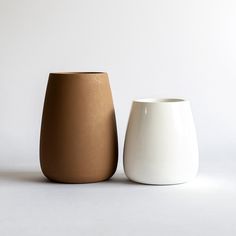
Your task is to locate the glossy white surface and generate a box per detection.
[124,98,199,184]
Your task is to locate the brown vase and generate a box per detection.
[40,72,118,183]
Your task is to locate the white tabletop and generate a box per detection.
[0,150,235,236]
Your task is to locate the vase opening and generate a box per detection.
[159,98,185,103]
[134,98,186,103]
[50,72,106,75]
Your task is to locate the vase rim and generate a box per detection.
[133,98,189,104]
[50,72,107,75]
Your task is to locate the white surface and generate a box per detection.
[0,153,236,236]
[124,99,198,184]
[0,0,236,235]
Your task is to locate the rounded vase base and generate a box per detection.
[126,175,198,186]
[42,173,115,184]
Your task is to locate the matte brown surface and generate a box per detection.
[40,72,118,183]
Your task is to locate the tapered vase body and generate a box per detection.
[124,98,198,185]
[40,72,118,183]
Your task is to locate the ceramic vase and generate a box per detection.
[123,98,199,185]
[40,72,118,183]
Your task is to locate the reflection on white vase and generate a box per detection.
[123,98,199,185]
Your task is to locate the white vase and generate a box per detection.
[123,98,199,185]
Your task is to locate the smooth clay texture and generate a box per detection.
[40,72,118,183]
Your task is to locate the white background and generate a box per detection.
[0,0,236,235]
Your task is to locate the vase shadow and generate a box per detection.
[0,168,138,185]
[0,169,48,184]
[108,172,134,185]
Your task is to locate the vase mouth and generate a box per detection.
[50,72,107,75]
[133,98,188,104]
